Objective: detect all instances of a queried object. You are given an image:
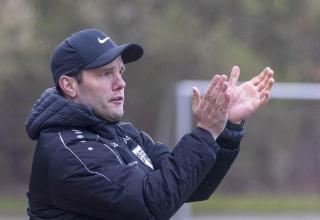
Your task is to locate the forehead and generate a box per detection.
[96,56,124,71]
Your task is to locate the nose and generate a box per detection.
[113,72,126,90]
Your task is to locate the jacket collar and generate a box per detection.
[26,87,118,140]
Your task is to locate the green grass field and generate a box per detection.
[0,195,27,214]
[1,194,320,215]
[192,194,320,214]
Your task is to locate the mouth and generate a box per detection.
[110,96,124,104]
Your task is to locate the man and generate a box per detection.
[26,28,274,220]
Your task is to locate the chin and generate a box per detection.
[94,109,123,122]
[112,111,124,121]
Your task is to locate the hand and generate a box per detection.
[192,75,230,140]
[227,66,274,123]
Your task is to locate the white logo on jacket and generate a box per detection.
[132,145,154,169]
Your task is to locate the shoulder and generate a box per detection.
[40,128,105,160]
[49,128,123,169]
[56,128,115,161]
[58,128,100,146]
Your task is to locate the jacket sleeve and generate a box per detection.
[48,128,220,220]
[187,120,245,202]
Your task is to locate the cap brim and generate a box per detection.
[85,43,143,69]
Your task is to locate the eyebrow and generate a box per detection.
[98,64,125,73]
[99,66,114,72]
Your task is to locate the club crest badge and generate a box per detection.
[132,145,154,169]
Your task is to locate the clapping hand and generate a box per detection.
[191,66,274,139]
[192,75,230,139]
[227,66,274,124]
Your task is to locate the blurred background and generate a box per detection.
[1,0,320,218]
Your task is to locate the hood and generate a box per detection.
[25,88,103,140]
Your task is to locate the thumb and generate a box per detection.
[192,87,201,108]
[229,65,240,86]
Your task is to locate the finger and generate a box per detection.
[255,80,273,110]
[214,82,230,118]
[221,92,230,116]
[256,71,272,92]
[224,92,231,109]
[260,77,275,94]
[220,74,228,82]
[260,91,270,106]
[214,81,229,108]
[266,77,275,91]
[228,66,240,86]
[210,75,227,106]
[203,75,220,105]
[250,67,273,86]
[250,67,269,85]
[192,87,201,108]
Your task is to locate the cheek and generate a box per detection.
[77,85,99,106]
[95,89,112,107]
[77,80,114,107]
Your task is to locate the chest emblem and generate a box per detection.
[132,145,154,169]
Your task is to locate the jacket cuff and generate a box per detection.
[192,127,220,153]
[226,120,245,131]
[216,120,245,149]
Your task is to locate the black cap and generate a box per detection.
[50,28,143,86]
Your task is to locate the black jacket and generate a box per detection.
[26,88,244,220]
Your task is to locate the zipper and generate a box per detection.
[104,144,123,165]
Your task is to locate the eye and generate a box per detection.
[120,66,126,75]
[103,71,112,77]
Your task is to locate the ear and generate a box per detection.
[58,75,78,98]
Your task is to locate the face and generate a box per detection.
[75,56,126,122]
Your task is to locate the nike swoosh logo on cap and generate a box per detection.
[98,37,110,44]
